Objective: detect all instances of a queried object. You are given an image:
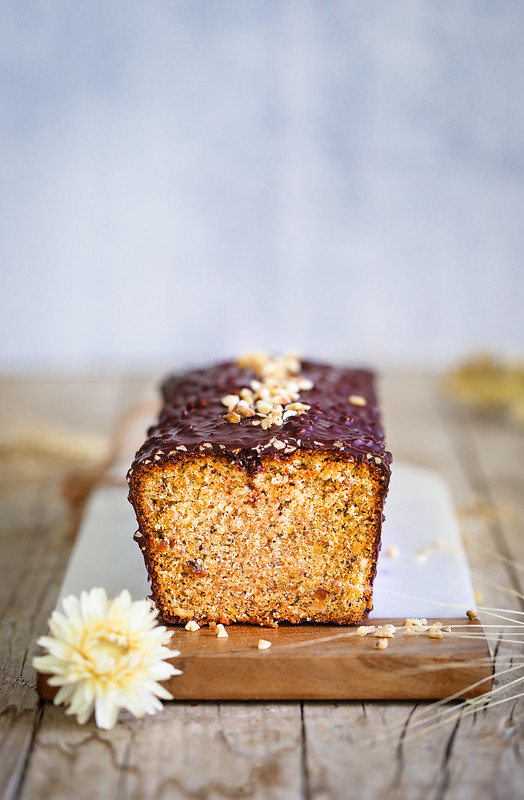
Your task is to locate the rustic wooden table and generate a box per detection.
[1,372,523,800]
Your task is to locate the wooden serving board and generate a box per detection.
[36,463,493,701]
[38,618,491,702]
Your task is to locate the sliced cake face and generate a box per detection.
[128,356,392,626]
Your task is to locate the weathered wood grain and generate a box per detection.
[0,375,126,800]
[20,702,304,800]
[0,484,72,800]
[456,404,524,598]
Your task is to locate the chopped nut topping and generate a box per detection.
[258,639,272,650]
[222,354,314,427]
[297,377,314,391]
[224,411,241,424]
[234,402,256,419]
[466,609,479,620]
[273,440,286,450]
[216,624,228,638]
[185,620,200,632]
[256,400,273,415]
[374,638,388,650]
[236,351,271,373]
[221,394,240,409]
[285,402,311,413]
[349,394,367,407]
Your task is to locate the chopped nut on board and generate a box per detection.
[357,625,376,637]
[374,625,396,639]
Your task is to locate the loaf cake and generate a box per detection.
[127,353,392,627]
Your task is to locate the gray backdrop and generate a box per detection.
[1,1,523,370]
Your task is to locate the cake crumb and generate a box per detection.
[386,545,399,559]
[374,638,388,649]
[258,639,272,650]
[433,538,446,549]
[185,620,200,632]
[216,624,228,638]
[466,609,479,620]
[404,618,427,627]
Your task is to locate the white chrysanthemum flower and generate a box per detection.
[33,588,181,730]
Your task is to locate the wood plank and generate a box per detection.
[20,702,304,800]
[0,484,73,800]
[37,618,491,703]
[0,375,124,436]
[455,404,524,597]
[302,694,524,800]
[0,375,127,799]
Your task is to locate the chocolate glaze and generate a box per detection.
[127,360,392,480]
